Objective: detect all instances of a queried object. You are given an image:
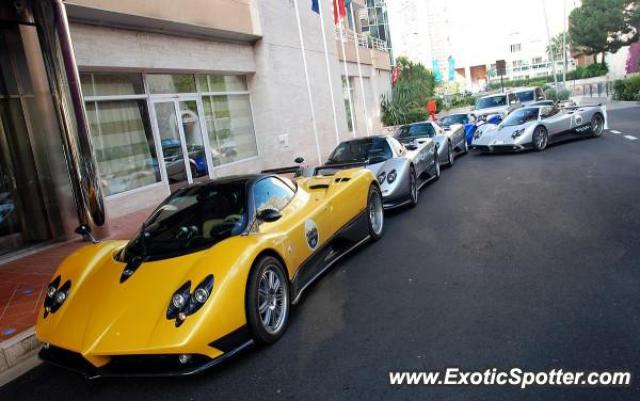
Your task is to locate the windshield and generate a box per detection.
[327,137,392,164]
[502,108,539,127]
[515,90,535,102]
[395,123,436,142]
[439,114,469,127]
[475,95,507,110]
[122,182,247,260]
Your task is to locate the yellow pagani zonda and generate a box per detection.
[36,167,383,378]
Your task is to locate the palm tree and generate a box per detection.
[546,32,569,62]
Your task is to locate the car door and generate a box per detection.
[252,176,311,274]
[539,106,571,140]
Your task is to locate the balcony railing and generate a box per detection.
[336,28,389,52]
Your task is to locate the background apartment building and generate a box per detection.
[386,0,575,92]
[0,0,391,259]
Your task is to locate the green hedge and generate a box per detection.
[487,64,608,90]
[613,75,640,100]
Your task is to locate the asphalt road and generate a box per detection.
[2,106,639,401]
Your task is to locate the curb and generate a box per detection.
[0,328,41,386]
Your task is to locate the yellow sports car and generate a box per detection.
[36,167,383,378]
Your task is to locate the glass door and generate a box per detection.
[152,99,210,191]
[178,100,211,184]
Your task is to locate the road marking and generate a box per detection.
[624,135,637,141]
[609,130,621,134]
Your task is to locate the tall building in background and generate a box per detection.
[386,0,577,92]
[385,0,450,78]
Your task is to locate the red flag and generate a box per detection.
[391,66,400,86]
[333,0,346,24]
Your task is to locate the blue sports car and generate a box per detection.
[439,113,503,145]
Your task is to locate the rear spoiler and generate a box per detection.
[313,161,368,176]
[260,165,303,176]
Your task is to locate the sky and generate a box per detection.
[446,0,578,66]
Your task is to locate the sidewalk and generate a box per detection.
[0,207,153,384]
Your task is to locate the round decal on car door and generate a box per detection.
[304,219,319,250]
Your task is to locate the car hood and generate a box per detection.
[474,122,534,145]
[35,240,241,362]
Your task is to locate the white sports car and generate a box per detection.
[471,104,608,152]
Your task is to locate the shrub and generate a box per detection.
[486,64,608,90]
[544,87,557,100]
[557,88,571,100]
[613,75,640,100]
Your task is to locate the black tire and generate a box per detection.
[463,137,469,154]
[189,164,198,179]
[408,166,418,207]
[591,113,604,137]
[366,184,384,241]
[246,256,290,345]
[447,142,455,167]
[532,126,548,151]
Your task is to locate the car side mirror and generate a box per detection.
[257,208,282,223]
[294,157,304,164]
[75,224,99,244]
[404,143,418,150]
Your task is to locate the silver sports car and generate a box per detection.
[395,121,468,167]
[322,135,440,209]
[471,104,608,152]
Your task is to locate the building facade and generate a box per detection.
[0,0,391,258]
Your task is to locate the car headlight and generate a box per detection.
[172,293,187,309]
[167,274,214,326]
[511,128,525,138]
[387,170,397,184]
[43,275,71,317]
[377,171,386,184]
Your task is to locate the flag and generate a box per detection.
[333,0,346,24]
[311,0,319,14]
[448,56,455,82]
[432,59,442,83]
[391,66,400,87]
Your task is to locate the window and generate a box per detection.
[121,182,247,260]
[327,137,392,164]
[510,43,522,53]
[514,90,534,102]
[82,73,160,196]
[395,123,436,141]
[475,95,507,109]
[146,74,196,94]
[342,76,356,132]
[508,93,518,104]
[253,177,295,212]
[439,114,469,127]
[535,88,545,100]
[197,75,247,92]
[202,94,257,166]
[502,108,539,126]
[197,74,257,166]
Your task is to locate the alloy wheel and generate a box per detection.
[369,191,384,236]
[257,266,288,335]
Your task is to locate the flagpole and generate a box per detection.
[293,0,323,164]
[337,13,356,138]
[317,0,341,145]
[348,1,370,137]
